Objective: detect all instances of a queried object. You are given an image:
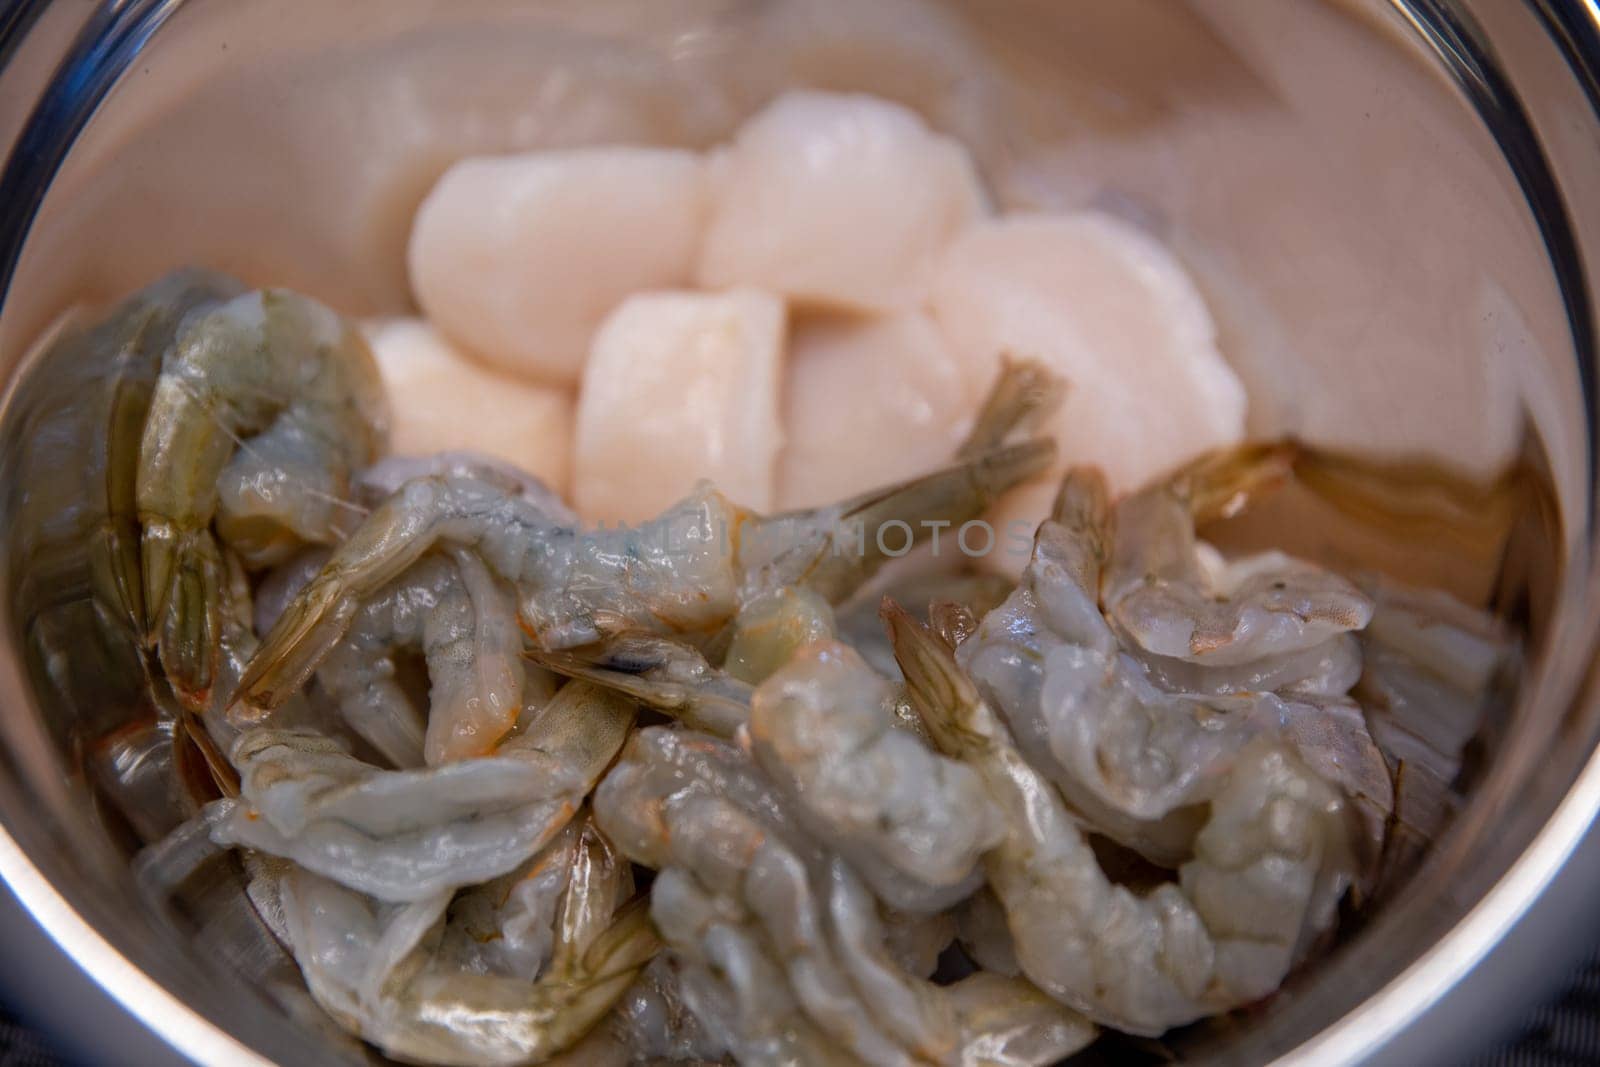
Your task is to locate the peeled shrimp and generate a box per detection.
[697,90,986,311]
[594,727,1094,1065]
[210,680,634,901]
[573,288,784,523]
[748,641,1004,913]
[960,467,1390,864]
[778,311,973,510]
[531,627,1004,914]
[1104,448,1373,668]
[409,147,708,384]
[272,815,655,1065]
[315,549,524,767]
[138,287,387,698]
[889,604,1357,1036]
[363,319,574,496]
[927,214,1246,573]
[435,818,586,982]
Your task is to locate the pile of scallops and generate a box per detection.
[379,89,1248,563]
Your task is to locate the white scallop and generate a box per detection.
[928,213,1248,575]
[697,91,986,312]
[778,311,972,511]
[408,147,709,386]
[362,319,574,496]
[573,289,785,525]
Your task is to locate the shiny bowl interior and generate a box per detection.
[0,1,1597,1063]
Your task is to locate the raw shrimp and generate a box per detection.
[960,465,1391,865]
[435,818,586,981]
[594,727,1095,1065]
[604,956,727,1064]
[14,270,243,641]
[539,630,1001,914]
[835,570,1012,680]
[646,867,850,1066]
[316,549,525,766]
[253,546,331,637]
[1103,446,1373,668]
[210,680,634,901]
[528,632,754,740]
[748,641,1005,914]
[723,586,837,685]
[235,438,1050,716]
[274,816,656,1065]
[138,288,387,699]
[235,357,1055,717]
[888,604,1357,1035]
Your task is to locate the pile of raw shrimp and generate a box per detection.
[116,91,1513,1067]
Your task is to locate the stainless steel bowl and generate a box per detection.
[0,2,1597,1063]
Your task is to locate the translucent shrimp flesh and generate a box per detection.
[889,603,1357,1036]
[594,727,1095,1064]
[210,681,634,901]
[272,815,656,1065]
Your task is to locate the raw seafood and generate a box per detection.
[364,319,573,496]
[697,90,986,310]
[46,71,1521,1058]
[778,311,973,510]
[928,213,1247,573]
[316,549,524,767]
[138,288,388,699]
[212,681,634,902]
[959,463,1391,866]
[270,815,656,1065]
[573,288,784,523]
[888,603,1356,1035]
[409,147,707,384]
[236,439,1049,714]
[594,727,1096,1065]
[748,641,1004,913]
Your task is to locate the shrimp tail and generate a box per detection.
[880,597,987,757]
[1174,441,1298,524]
[155,529,223,706]
[958,355,1066,459]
